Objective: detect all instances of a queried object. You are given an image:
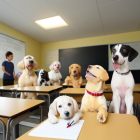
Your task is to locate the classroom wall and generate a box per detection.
[0,22,41,86]
[40,31,140,71]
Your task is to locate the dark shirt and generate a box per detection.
[2,61,14,79]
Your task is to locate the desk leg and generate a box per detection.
[0,119,6,140]
[40,105,43,122]
[5,118,12,140]
[12,124,19,140]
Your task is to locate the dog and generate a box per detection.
[65,64,83,88]
[48,61,62,86]
[48,96,83,125]
[108,44,138,114]
[17,55,39,99]
[80,65,109,123]
[37,69,50,86]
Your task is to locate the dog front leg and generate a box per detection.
[97,107,108,123]
[112,91,120,113]
[68,110,83,125]
[48,109,59,124]
[20,92,25,99]
[80,104,89,113]
[125,92,133,114]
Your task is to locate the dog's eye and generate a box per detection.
[123,49,127,53]
[26,58,28,59]
[71,67,73,69]
[96,67,100,69]
[112,49,116,54]
[55,65,56,66]
[68,103,71,106]
[58,105,62,108]
[76,67,78,69]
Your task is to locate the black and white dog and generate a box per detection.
[109,44,138,114]
[37,69,50,86]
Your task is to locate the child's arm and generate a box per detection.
[13,69,16,80]
[2,66,11,76]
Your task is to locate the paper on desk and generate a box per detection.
[28,119,84,140]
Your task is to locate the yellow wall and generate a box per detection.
[41,31,140,71]
[0,22,41,86]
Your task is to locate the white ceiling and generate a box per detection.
[0,0,140,43]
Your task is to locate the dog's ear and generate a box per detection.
[49,100,58,115]
[71,97,78,113]
[100,70,109,81]
[128,47,138,62]
[78,65,82,74]
[34,61,39,70]
[58,62,61,69]
[17,59,25,70]
[69,65,72,74]
[110,44,117,52]
[49,62,54,70]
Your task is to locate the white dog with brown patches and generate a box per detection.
[80,65,109,123]
[48,96,83,125]
[48,61,62,86]
[109,44,138,114]
[17,55,39,99]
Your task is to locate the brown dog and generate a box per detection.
[65,64,83,88]
[80,65,109,123]
[17,55,39,99]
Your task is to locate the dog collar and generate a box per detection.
[115,70,130,75]
[73,76,77,79]
[86,89,103,96]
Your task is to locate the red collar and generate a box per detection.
[86,89,103,97]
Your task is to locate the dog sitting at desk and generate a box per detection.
[80,65,109,123]
[48,96,83,125]
[37,69,50,86]
[65,64,83,88]
[108,44,138,114]
[48,61,62,86]
[17,55,39,99]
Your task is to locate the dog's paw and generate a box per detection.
[63,83,67,85]
[68,117,79,126]
[49,116,59,124]
[97,114,106,123]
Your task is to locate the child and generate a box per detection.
[2,51,15,86]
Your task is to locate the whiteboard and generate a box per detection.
[0,33,25,78]
[45,50,58,67]
[108,42,140,71]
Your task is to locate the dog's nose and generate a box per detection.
[29,60,34,64]
[64,111,69,117]
[73,71,76,73]
[113,55,119,61]
[88,65,91,68]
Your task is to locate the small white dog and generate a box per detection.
[109,44,138,114]
[48,96,83,125]
[48,61,62,86]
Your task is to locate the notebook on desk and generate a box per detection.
[29,119,84,140]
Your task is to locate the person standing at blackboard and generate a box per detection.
[2,51,15,86]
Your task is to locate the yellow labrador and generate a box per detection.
[81,65,109,123]
[48,96,83,125]
[17,55,39,99]
[65,64,83,88]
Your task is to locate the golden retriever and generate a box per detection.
[17,55,39,99]
[80,65,109,123]
[65,64,83,88]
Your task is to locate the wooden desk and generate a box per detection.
[16,112,140,140]
[16,86,62,106]
[60,88,140,103]
[0,85,19,97]
[62,83,87,87]
[0,97,45,140]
